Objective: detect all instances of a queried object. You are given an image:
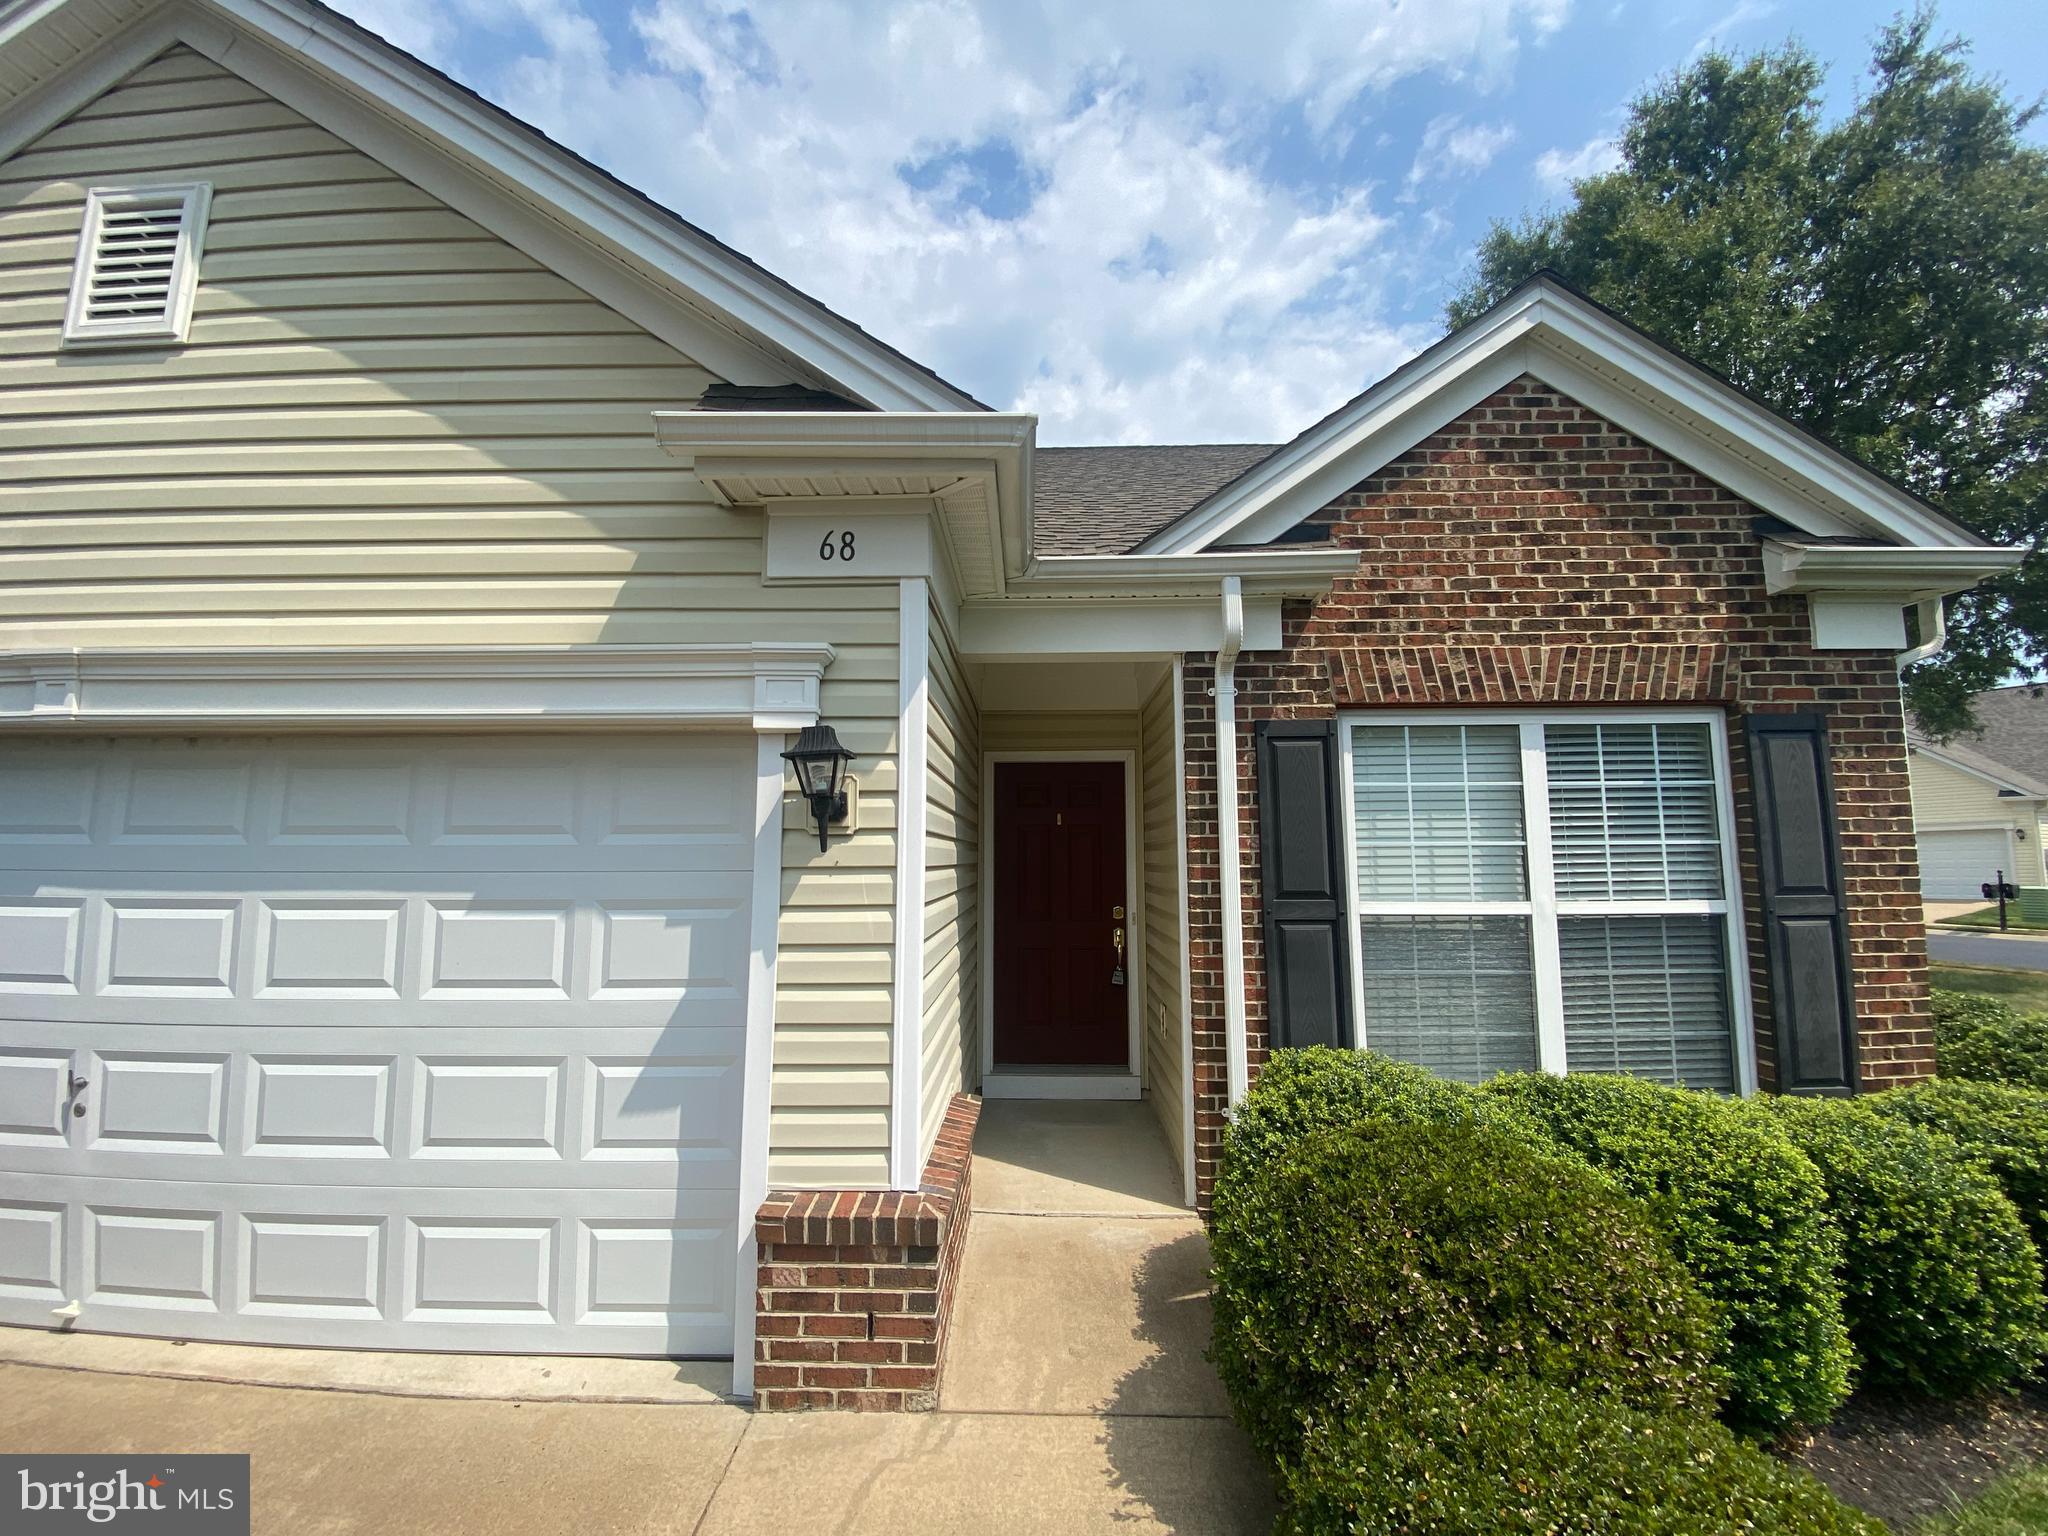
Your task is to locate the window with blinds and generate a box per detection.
[63,183,212,346]
[1346,715,1744,1091]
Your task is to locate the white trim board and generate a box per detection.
[978,750,1145,1097]
[0,0,980,411]
[1138,277,1998,560]
[889,578,931,1190]
[0,644,835,731]
[731,729,788,1400]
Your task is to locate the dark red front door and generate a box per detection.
[992,760,1129,1068]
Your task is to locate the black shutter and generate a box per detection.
[1254,719,1352,1050]
[1745,713,1860,1095]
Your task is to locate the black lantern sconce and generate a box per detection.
[783,722,856,851]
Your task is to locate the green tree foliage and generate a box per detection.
[1448,13,2048,735]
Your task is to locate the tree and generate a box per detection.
[1449,12,2048,736]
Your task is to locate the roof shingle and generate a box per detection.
[1032,444,1280,556]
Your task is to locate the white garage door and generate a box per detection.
[1919,827,2015,901]
[0,734,752,1357]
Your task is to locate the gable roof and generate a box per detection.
[1134,273,2000,558]
[1034,444,1280,555]
[0,0,985,412]
[1918,685,2048,793]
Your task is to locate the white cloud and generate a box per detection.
[327,0,1574,443]
[1404,113,1517,196]
[1533,132,1622,192]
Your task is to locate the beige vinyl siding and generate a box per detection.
[1138,670,1187,1186]
[982,712,1142,754]
[1909,750,2048,886]
[920,594,981,1164]
[0,46,897,1188]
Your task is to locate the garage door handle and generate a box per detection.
[67,1074,88,1116]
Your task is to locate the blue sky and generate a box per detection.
[331,0,2048,445]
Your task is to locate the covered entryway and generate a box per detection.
[0,732,751,1357]
[1919,826,2016,900]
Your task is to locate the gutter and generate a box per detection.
[1215,576,1250,1109]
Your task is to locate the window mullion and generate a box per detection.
[1522,721,1567,1074]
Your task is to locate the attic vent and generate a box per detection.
[63,182,211,346]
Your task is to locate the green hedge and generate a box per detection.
[1274,1372,1885,1536]
[1208,1118,1724,1460]
[1746,1095,2046,1395]
[1212,1047,1551,1224]
[1481,1073,1852,1432]
[1932,988,2048,1090]
[1871,1079,2048,1258]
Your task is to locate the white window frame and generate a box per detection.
[1338,707,1757,1094]
[62,182,212,347]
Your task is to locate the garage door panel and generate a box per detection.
[0,732,751,1357]
[1919,828,2014,900]
[0,1028,741,1189]
[0,1174,736,1356]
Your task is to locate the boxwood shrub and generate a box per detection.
[1481,1072,1851,1433]
[1208,1118,1724,1460]
[1213,1047,1551,1220]
[1746,1094,2046,1395]
[1274,1372,1885,1536]
[1871,1079,2048,1258]
[1932,988,2048,1090]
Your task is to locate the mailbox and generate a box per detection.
[1983,880,2020,901]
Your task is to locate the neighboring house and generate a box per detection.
[1909,686,2048,898]
[0,0,2021,1410]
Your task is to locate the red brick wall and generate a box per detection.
[1184,377,1931,1209]
[752,1094,979,1411]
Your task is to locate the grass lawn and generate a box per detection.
[1929,964,2048,1014]
[1914,1464,2047,1534]
[1936,904,2048,934]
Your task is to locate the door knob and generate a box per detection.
[67,1073,87,1119]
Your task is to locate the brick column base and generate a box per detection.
[752,1093,980,1411]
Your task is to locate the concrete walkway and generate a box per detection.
[0,1100,1269,1534]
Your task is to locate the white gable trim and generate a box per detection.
[1138,279,1990,557]
[0,0,979,412]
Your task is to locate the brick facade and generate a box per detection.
[1184,377,1932,1209]
[751,1093,979,1411]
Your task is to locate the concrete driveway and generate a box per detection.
[0,1102,1268,1535]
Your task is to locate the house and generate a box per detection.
[1909,687,2048,899]
[0,0,2020,1413]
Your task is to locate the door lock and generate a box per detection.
[66,1073,87,1119]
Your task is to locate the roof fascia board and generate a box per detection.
[653,412,1034,457]
[1910,738,2048,800]
[958,596,1287,660]
[1151,279,1994,556]
[1137,304,1539,554]
[1762,540,2024,600]
[1014,549,1358,598]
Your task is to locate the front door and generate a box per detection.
[992,760,1129,1068]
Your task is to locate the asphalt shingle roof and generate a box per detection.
[1939,685,2048,791]
[1032,444,1281,556]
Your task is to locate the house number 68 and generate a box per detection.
[818,530,857,561]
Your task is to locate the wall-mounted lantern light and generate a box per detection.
[783,722,855,851]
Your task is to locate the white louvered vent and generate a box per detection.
[63,183,212,346]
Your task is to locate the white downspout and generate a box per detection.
[1895,597,1947,669]
[1215,577,1249,1108]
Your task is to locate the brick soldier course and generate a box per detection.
[1182,376,1931,1210]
